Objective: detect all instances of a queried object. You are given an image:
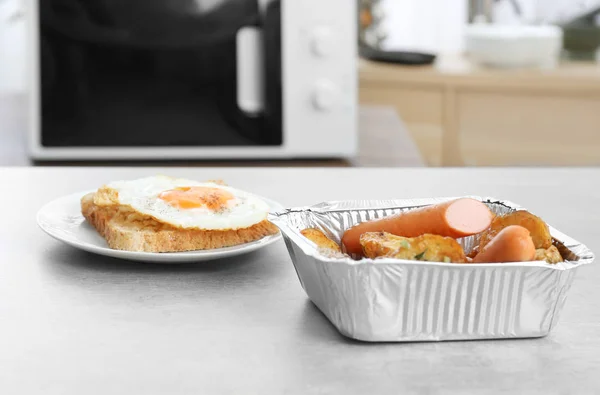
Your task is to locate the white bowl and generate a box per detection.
[465,24,563,69]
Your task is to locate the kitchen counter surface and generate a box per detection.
[1,167,599,394]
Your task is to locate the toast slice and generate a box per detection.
[81,192,279,253]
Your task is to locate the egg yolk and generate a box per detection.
[158,187,234,211]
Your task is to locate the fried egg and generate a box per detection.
[103,176,271,230]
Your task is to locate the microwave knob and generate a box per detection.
[310,27,334,57]
[312,80,338,111]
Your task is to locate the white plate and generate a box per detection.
[37,190,284,263]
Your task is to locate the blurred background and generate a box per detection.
[2,0,600,167]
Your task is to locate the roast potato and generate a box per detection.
[300,228,342,253]
[534,245,563,264]
[479,210,552,251]
[360,231,467,263]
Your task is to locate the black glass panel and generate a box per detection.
[39,0,283,147]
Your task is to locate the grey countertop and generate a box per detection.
[1,167,599,394]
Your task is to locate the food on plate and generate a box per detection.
[472,225,536,263]
[300,228,342,253]
[360,232,467,263]
[341,198,493,255]
[478,210,552,251]
[535,245,564,264]
[81,175,279,252]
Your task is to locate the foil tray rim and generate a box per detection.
[269,196,595,271]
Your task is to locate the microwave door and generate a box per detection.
[39,0,283,148]
[220,1,283,147]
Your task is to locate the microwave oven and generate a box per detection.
[28,0,358,161]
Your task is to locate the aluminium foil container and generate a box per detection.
[269,197,595,342]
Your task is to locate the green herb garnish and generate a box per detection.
[400,240,410,249]
[415,249,427,260]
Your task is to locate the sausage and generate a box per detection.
[472,225,536,263]
[341,198,493,255]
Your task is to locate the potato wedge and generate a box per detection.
[535,245,563,264]
[300,228,342,253]
[360,232,467,263]
[479,210,552,251]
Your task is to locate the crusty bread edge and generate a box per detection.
[81,192,279,253]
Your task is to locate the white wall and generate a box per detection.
[381,0,600,54]
[381,0,467,53]
[493,0,600,24]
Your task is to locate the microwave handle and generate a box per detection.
[236,26,265,115]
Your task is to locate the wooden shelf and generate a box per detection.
[359,55,600,166]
